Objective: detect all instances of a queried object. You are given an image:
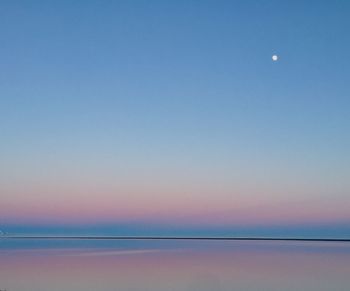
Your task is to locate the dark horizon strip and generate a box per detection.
[2,236,350,242]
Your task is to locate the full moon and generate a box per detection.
[272,55,278,61]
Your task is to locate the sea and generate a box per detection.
[1,238,350,291]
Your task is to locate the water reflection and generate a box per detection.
[1,240,350,291]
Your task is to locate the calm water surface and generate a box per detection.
[1,239,350,291]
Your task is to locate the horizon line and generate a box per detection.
[2,236,350,242]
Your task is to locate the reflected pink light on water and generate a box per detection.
[1,241,350,291]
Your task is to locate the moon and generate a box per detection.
[272,55,279,61]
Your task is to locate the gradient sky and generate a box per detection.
[1,0,350,237]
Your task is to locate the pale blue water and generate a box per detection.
[1,239,350,291]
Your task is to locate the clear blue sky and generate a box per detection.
[1,1,350,237]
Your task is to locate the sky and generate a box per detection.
[0,0,350,237]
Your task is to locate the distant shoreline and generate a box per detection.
[2,236,350,242]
